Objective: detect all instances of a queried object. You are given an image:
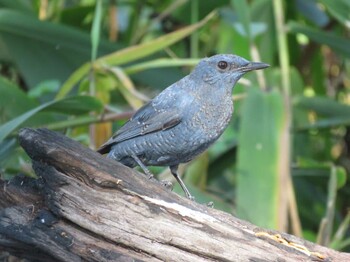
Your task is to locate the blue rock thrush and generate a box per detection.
[98,54,269,200]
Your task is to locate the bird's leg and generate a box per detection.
[131,154,153,179]
[131,155,173,191]
[170,165,195,200]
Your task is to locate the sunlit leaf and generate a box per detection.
[108,67,148,110]
[124,58,200,75]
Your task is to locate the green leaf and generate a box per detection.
[294,160,347,189]
[294,96,350,118]
[0,9,119,88]
[91,0,102,62]
[0,0,34,13]
[294,96,350,129]
[0,96,103,142]
[295,0,329,27]
[44,115,100,131]
[44,96,103,115]
[316,165,338,246]
[185,153,209,189]
[335,166,347,189]
[319,0,350,26]
[123,58,200,75]
[288,22,350,58]
[28,80,60,98]
[102,11,216,66]
[231,0,251,39]
[0,76,38,123]
[56,11,217,99]
[296,117,350,130]
[108,67,146,109]
[236,88,286,229]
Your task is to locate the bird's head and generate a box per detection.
[192,54,269,87]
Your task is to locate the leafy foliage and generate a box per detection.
[0,0,349,251]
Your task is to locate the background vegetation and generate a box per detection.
[0,0,349,252]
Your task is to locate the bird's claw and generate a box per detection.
[161,180,173,190]
[187,195,195,201]
[207,201,214,208]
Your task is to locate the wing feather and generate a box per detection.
[97,84,192,154]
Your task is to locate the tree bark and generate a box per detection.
[0,128,348,262]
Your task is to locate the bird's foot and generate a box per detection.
[187,194,195,201]
[161,180,173,191]
[140,168,153,179]
[131,154,154,179]
[207,201,214,208]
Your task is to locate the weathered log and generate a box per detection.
[0,128,348,261]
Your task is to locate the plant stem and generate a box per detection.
[317,165,337,246]
[191,0,199,58]
[273,0,290,95]
[272,0,301,235]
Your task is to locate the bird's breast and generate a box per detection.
[189,96,233,144]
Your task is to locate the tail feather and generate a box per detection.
[96,142,113,154]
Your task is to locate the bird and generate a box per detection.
[97,54,269,200]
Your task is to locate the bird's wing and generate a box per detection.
[97,86,192,154]
[113,102,182,143]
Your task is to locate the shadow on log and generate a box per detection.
[0,128,349,261]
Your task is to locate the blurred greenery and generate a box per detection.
[0,0,349,252]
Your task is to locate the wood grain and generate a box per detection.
[0,128,348,261]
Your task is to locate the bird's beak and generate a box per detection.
[240,62,270,72]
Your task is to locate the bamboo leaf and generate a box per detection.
[101,11,215,65]
[108,67,147,110]
[56,11,216,99]
[91,0,103,62]
[294,96,350,117]
[236,88,286,229]
[294,96,350,129]
[124,58,200,75]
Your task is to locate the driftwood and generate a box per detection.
[0,128,349,262]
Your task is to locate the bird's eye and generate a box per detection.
[218,61,228,70]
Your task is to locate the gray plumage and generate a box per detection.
[98,54,269,199]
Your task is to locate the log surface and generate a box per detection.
[0,128,349,262]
